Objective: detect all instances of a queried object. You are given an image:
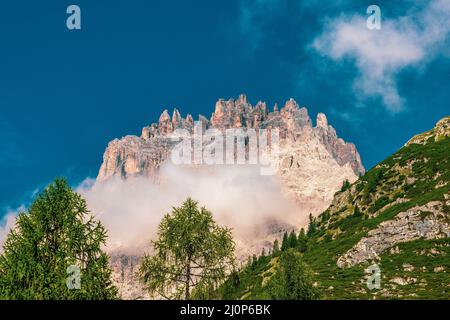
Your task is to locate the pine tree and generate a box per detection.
[0,179,118,300]
[307,213,317,237]
[297,228,308,253]
[281,232,289,251]
[221,271,240,300]
[272,239,280,255]
[258,248,266,263]
[267,249,320,300]
[287,230,298,248]
[252,254,258,268]
[340,179,351,192]
[139,198,235,300]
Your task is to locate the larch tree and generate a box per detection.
[0,179,118,300]
[139,198,235,300]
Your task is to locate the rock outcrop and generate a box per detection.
[337,201,450,268]
[405,116,450,146]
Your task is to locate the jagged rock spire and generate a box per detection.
[236,94,247,105]
[316,113,328,128]
[158,109,173,134]
[98,94,365,182]
[172,108,182,129]
[185,114,194,127]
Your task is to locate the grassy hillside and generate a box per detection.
[219,116,450,300]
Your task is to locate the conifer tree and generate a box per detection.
[251,254,258,268]
[340,179,351,192]
[139,198,235,300]
[307,213,317,237]
[281,232,289,251]
[297,228,308,253]
[272,239,280,255]
[267,249,320,300]
[0,179,118,300]
[288,230,298,248]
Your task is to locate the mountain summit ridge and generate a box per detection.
[97,94,365,183]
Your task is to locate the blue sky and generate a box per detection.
[0,0,449,215]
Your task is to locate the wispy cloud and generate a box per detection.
[312,0,450,112]
[0,185,47,252]
[0,206,24,253]
[78,163,301,256]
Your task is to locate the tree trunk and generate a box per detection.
[185,258,191,300]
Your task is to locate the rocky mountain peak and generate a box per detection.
[158,110,173,135]
[316,113,328,128]
[273,103,279,113]
[283,98,298,110]
[236,93,248,105]
[406,116,450,146]
[172,109,182,129]
[97,95,365,182]
[185,114,194,127]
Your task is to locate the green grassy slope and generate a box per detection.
[219,116,450,300]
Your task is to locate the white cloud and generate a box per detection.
[0,206,24,253]
[3,163,301,257]
[77,163,301,256]
[312,0,450,112]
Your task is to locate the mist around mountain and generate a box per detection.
[86,95,366,298]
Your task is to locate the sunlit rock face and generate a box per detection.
[95,95,365,299]
[97,95,364,213]
[98,94,364,185]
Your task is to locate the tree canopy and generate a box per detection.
[281,232,289,251]
[0,179,118,300]
[139,198,235,300]
[267,249,320,300]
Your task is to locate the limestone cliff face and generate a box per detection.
[97,95,365,204]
